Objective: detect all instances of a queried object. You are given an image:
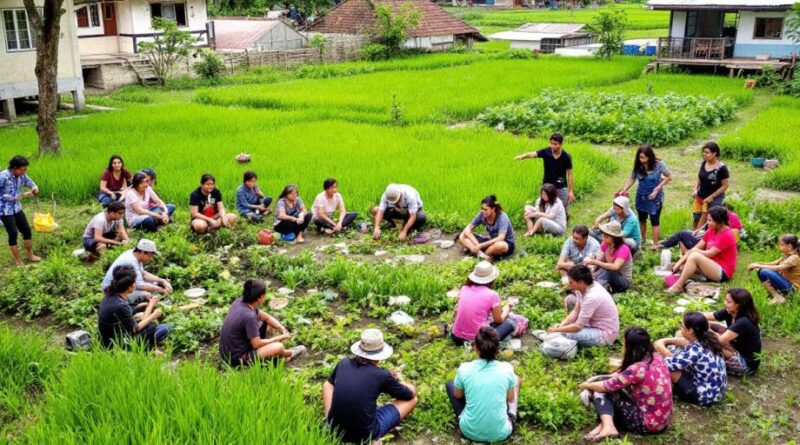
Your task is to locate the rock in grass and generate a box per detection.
[277,287,294,296]
[389,310,414,326]
[397,254,425,264]
[388,295,411,306]
[438,240,454,249]
[374,250,388,257]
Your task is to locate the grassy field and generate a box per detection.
[721,96,800,191]
[2,49,800,444]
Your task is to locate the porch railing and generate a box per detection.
[656,37,734,60]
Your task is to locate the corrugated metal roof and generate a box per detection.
[648,0,794,9]
[489,31,578,41]
[514,23,587,34]
[214,19,296,50]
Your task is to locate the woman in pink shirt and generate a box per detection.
[450,261,516,345]
[668,206,737,294]
[579,327,673,442]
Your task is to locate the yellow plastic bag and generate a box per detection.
[33,198,59,233]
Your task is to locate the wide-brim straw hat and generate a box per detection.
[599,220,624,238]
[385,184,402,204]
[468,260,500,284]
[351,328,394,361]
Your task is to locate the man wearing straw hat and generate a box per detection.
[372,184,427,242]
[323,328,418,444]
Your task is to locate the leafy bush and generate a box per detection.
[505,48,534,59]
[193,49,226,80]
[478,88,737,146]
[361,43,391,61]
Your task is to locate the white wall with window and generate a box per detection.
[734,10,800,58]
[3,8,36,51]
[74,2,104,36]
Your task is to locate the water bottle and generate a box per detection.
[660,249,672,268]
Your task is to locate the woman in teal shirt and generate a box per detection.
[446,326,521,442]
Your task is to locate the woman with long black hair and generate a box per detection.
[579,327,672,441]
[620,144,672,249]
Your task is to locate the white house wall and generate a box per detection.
[404,34,454,50]
[0,0,83,99]
[670,11,687,38]
[510,40,542,50]
[734,10,800,57]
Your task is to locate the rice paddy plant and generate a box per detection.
[720,96,800,191]
[0,104,616,225]
[195,57,649,123]
[19,350,337,444]
[0,324,63,429]
[587,72,755,107]
[447,3,669,31]
[479,89,738,146]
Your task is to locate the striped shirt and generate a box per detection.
[0,168,36,216]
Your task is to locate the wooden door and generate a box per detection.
[102,2,117,36]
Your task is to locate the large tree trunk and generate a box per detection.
[23,0,64,155]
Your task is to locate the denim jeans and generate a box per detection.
[564,327,609,346]
[594,269,630,293]
[130,204,176,232]
[758,268,794,293]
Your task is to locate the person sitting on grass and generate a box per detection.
[586,221,633,294]
[702,288,762,376]
[0,155,40,266]
[98,265,170,350]
[125,172,175,232]
[82,201,129,258]
[372,183,427,242]
[101,239,173,312]
[579,327,672,442]
[190,173,237,235]
[97,154,132,207]
[459,195,515,262]
[514,132,575,220]
[523,184,566,236]
[654,312,727,407]
[658,203,743,254]
[591,195,641,252]
[556,225,600,285]
[450,261,517,346]
[274,184,311,243]
[323,328,418,444]
[219,279,306,369]
[549,265,619,347]
[446,326,521,443]
[748,234,799,305]
[312,178,358,235]
[235,171,273,222]
[667,206,737,294]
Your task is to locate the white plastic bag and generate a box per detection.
[539,333,578,360]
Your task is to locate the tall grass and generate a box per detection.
[720,96,800,191]
[196,57,649,123]
[18,350,337,444]
[587,73,755,107]
[0,104,616,223]
[0,323,62,430]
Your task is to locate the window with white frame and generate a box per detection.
[76,4,100,28]
[3,9,35,51]
[150,3,187,27]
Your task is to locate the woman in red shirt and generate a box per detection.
[668,206,737,294]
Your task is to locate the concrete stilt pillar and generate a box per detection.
[72,89,85,111]
[1,98,16,122]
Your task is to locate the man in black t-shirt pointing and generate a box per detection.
[514,132,575,220]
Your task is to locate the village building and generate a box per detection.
[1,0,85,122]
[212,17,306,52]
[307,0,486,50]
[489,23,594,52]
[648,0,800,74]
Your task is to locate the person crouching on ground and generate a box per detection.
[82,201,129,258]
[450,261,517,346]
[556,225,600,285]
[748,234,799,304]
[274,184,312,243]
[190,173,237,235]
[236,170,273,222]
[459,195,515,262]
[312,178,358,235]
[219,279,306,368]
[372,183,426,242]
[550,265,619,348]
[323,328,418,444]
[446,326,521,443]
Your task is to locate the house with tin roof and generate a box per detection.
[489,23,594,52]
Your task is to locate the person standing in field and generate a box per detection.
[692,142,730,230]
[82,201,129,258]
[312,178,359,235]
[190,173,237,235]
[446,326,521,443]
[620,145,672,250]
[236,171,273,222]
[459,195,515,261]
[514,132,575,220]
[372,183,427,242]
[97,154,132,207]
[219,279,306,368]
[322,328,418,444]
[0,155,40,266]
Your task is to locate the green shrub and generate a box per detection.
[361,43,391,61]
[193,49,226,80]
[478,88,737,146]
[505,48,534,59]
